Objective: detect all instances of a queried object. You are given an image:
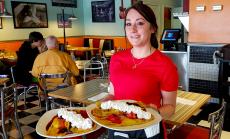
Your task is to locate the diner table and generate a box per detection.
[66,45,99,60]
[48,81,211,125]
[48,79,108,106]
[75,60,90,70]
[165,90,211,125]
[103,50,115,57]
[0,78,9,87]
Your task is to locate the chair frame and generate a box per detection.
[1,84,23,139]
[208,100,226,139]
[39,72,72,111]
[168,100,227,139]
[10,66,39,108]
[83,57,106,82]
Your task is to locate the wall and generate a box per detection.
[142,0,181,39]
[0,0,182,51]
[0,0,84,41]
[83,0,131,36]
[189,0,230,43]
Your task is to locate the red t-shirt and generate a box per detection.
[109,49,179,108]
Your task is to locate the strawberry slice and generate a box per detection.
[126,112,137,119]
[107,114,122,124]
[79,110,88,118]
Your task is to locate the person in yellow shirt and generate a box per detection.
[32,35,79,89]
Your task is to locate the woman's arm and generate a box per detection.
[101,82,114,101]
[158,90,177,119]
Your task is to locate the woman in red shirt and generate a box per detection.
[108,2,179,139]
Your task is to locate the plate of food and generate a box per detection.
[36,107,101,138]
[86,100,162,131]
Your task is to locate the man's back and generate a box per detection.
[32,49,79,87]
[32,49,79,77]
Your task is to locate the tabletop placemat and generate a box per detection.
[176,97,197,105]
[88,92,108,102]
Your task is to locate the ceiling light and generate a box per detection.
[0,2,12,18]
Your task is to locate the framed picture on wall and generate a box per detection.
[0,1,3,13]
[52,0,77,8]
[91,0,115,22]
[11,1,48,28]
[0,18,2,29]
[57,14,72,28]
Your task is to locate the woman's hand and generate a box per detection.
[147,103,160,114]
[148,103,157,109]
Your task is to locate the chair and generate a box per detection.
[101,39,114,57]
[83,57,106,82]
[10,66,39,108]
[39,71,72,111]
[0,84,23,139]
[0,74,9,87]
[89,38,94,56]
[168,100,227,139]
[99,39,105,56]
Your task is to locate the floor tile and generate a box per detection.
[8,125,35,139]
[30,100,40,105]
[192,109,202,116]
[19,115,40,125]
[24,96,40,103]
[23,132,46,139]
[198,120,209,127]
[27,121,38,129]
[221,131,230,139]
[18,111,31,118]
[17,103,37,111]
[24,106,45,115]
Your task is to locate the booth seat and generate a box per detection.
[77,38,114,59]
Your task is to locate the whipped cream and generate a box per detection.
[101,101,151,120]
[57,108,93,130]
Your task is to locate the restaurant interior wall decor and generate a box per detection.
[57,13,72,28]
[164,7,171,29]
[0,18,2,29]
[52,0,77,8]
[0,1,3,13]
[11,1,48,28]
[91,0,115,22]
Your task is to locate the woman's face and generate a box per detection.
[125,9,154,47]
[31,40,44,48]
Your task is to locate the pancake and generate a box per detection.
[46,109,97,136]
[91,101,154,127]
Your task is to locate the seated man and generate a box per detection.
[32,35,79,89]
[15,31,45,86]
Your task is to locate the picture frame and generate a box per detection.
[0,18,2,29]
[57,14,72,28]
[91,0,115,22]
[0,1,3,13]
[52,0,77,8]
[11,1,48,28]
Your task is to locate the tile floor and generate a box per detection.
[1,93,230,139]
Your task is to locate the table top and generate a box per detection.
[0,78,9,86]
[104,50,115,57]
[165,90,211,125]
[0,51,17,60]
[48,83,210,125]
[66,46,99,51]
[48,79,108,105]
[75,60,90,70]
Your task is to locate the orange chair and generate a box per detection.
[168,100,226,139]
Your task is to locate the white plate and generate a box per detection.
[86,100,162,131]
[36,107,101,138]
